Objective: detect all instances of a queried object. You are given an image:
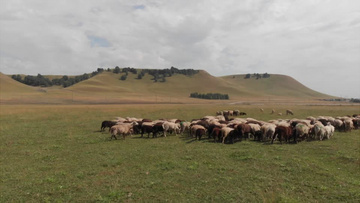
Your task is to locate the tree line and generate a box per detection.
[11,66,199,87]
[11,68,104,88]
[244,73,270,79]
[113,66,199,82]
[190,92,229,100]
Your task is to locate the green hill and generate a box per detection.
[1,70,335,104]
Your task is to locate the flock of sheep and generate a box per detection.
[100,109,359,144]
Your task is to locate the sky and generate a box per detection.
[0,0,359,98]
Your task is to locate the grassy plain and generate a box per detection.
[1,104,359,202]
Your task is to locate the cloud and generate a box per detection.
[87,35,111,47]
[0,0,359,97]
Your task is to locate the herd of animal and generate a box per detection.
[100,109,359,144]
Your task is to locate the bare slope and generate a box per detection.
[221,74,331,99]
[0,72,36,93]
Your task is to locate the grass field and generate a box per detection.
[1,104,359,202]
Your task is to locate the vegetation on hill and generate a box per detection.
[11,66,199,86]
[190,92,229,100]
[244,73,270,79]
[11,68,104,87]
[115,66,199,82]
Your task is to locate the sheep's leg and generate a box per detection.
[271,134,276,144]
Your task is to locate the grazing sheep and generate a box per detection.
[294,123,311,143]
[101,120,117,132]
[190,125,206,137]
[260,108,264,113]
[235,123,252,140]
[140,122,155,138]
[195,128,206,140]
[233,110,240,116]
[313,122,328,140]
[152,123,165,137]
[180,121,191,134]
[211,127,222,142]
[286,109,294,115]
[221,127,235,144]
[344,118,354,132]
[271,126,293,144]
[110,124,134,140]
[324,123,335,139]
[248,123,262,141]
[162,121,180,137]
[333,119,344,131]
[271,109,276,114]
[260,123,276,141]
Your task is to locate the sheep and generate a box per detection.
[140,122,155,138]
[162,121,180,137]
[195,128,206,140]
[260,123,276,141]
[271,126,293,144]
[233,110,240,116]
[101,120,117,132]
[324,123,335,139]
[271,109,276,114]
[344,118,354,132]
[286,109,294,115]
[211,127,222,142]
[312,122,326,140]
[248,123,262,141]
[234,123,252,140]
[333,119,344,131]
[115,117,126,122]
[221,127,235,144]
[110,124,134,140]
[190,125,206,138]
[180,121,191,134]
[294,123,311,143]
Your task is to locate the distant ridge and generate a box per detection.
[1,70,335,104]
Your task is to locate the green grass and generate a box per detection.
[1,104,359,202]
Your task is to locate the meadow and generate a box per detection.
[0,104,359,202]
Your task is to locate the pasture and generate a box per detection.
[1,104,359,202]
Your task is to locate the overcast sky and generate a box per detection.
[1,0,359,98]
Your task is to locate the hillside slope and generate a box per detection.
[221,74,331,98]
[1,71,334,104]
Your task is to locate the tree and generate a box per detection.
[120,75,127,80]
[11,74,22,82]
[113,66,121,74]
[137,73,143,79]
[244,74,251,79]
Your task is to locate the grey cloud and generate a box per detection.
[0,0,359,97]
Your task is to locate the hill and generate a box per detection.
[0,70,335,104]
[221,74,330,98]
